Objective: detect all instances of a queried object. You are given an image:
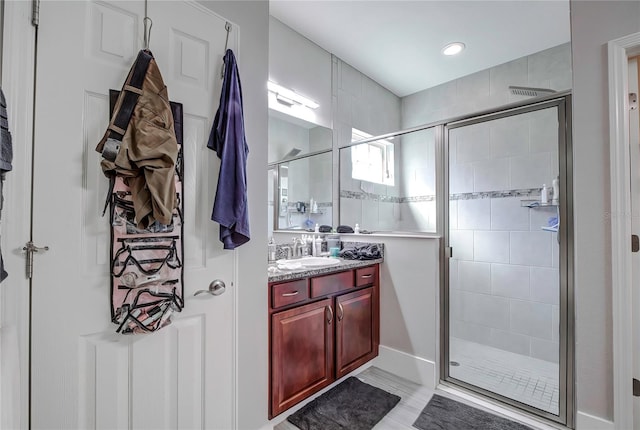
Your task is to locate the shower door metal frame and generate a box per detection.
[439,95,574,427]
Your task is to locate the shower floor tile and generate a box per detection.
[449,338,559,415]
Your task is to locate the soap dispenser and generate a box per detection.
[268,237,276,262]
[541,184,548,204]
[314,236,322,256]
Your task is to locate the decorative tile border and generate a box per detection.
[449,188,541,201]
[402,195,436,203]
[340,190,402,203]
[340,190,435,203]
[285,201,333,209]
[340,188,542,202]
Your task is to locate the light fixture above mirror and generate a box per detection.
[267,81,319,109]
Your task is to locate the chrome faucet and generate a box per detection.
[292,237,305,258]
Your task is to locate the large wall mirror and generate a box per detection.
[268,111,333,235]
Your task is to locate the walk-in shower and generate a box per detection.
[442,94,573,426]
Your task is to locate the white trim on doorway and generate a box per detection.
[608,31,640,430]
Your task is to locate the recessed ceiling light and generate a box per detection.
[442,42,465,56]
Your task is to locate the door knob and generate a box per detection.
[194,280,226,296]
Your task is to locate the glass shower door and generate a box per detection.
[444,100,570,423]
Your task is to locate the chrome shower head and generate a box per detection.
[509,86,556,97]
[282,148,301,159]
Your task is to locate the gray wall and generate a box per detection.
[570,0,640,421]
[199,2,268,429]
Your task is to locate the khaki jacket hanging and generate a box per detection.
[96,50,178,230]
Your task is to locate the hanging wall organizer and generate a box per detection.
[95,7,186,334]
[107,91,185,334]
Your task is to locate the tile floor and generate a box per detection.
[449,337,560,415]
[274,366,550,430]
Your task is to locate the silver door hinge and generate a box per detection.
[633,235,639,253]
[633,378,640,396]
[22,241,49,279]
[31,0,40,27]
[630,93,638,111]
[445,247,453,258]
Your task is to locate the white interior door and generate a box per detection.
[31,1,236,428]
[0,1,37,429]
[630,57,640,429]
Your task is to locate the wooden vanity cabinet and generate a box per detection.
[271,298,334,416]
[335,287,377,379]
[268,264,380,418]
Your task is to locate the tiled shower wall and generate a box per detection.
[398,44,571,361]
[448,108,561,363]
[401,43,572,129]
[341,43,571,233]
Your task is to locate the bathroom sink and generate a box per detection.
[276,256,341,268]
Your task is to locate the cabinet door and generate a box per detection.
[271,298,334,417]
[335,287,377,378]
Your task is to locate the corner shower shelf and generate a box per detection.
[520,199,558,208]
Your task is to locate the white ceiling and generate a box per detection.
[270,1,571,97]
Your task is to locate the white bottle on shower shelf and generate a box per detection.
[354,223,360,234]
[552,177,559,205]
[541,184,548,204]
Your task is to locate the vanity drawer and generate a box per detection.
[272,279,309,309]
[310,270,353,298]
[355,266,377,287]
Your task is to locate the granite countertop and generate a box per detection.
[268,257,383,283]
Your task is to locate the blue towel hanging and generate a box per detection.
[207,49,250,250]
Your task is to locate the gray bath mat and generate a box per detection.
[287,376,401,430]
[413,394,533,430]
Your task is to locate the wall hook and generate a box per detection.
[220,22,232,79]
[143,17,153,51]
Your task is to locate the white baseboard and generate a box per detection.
[575,411,614,430]
[372,345,437,388]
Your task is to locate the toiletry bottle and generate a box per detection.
[311,235,317,256]
[314,236,322,256]
[541,184,548,204]
[268,237,276,262]
[354,223,360,234]
[552,177,559,205]
[315,223,319,233]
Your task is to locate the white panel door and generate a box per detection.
[31,1,236,428]
[630,57,640,429]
